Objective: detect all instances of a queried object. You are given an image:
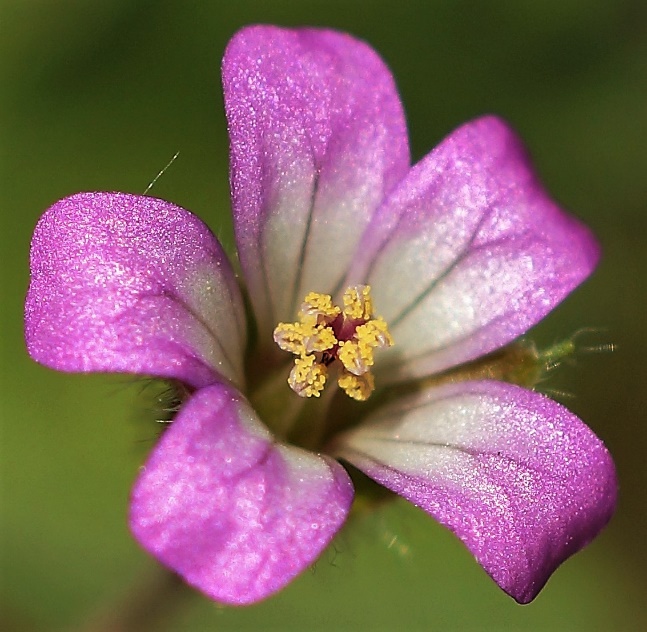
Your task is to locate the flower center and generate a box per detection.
[273,286,394,401]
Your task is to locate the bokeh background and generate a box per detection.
[2,1,646,630]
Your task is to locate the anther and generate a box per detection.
[273,286,393,401]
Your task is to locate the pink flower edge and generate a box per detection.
[23,24,616,607]
[335,380,617,603]
[25,192,246,389]
[130,382,354,605]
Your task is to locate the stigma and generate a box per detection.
[273,286,393,401]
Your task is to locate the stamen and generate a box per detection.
[342,285,373,321]
[305,323,337,353]
[273,321,311,355]
[288,354,327,398]
[274,319,337,355]
[338,370,375,401]
[300,292,341,321]
[338,339,374,376]
[273,286,393,400]
[357,318,394,349]
[338,319,393,376]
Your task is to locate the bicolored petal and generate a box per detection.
[346,116,600,382]
[334,381,616,603]
[25,193,246,388]
[130,382,354,605]
[223,26,409,342]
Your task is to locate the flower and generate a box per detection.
[25,25,616,606]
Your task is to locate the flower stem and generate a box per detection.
[79,566,191,632]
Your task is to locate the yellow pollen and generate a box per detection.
[338,370,375,401]
[274,318,336,355]
[357,318,394,349]
[338,339,375,376]
[272,286,393,400]
[273,321,311,355]
[306,324,337,353]
[288,354,327,397]
[342,285,373,320]
[300,292,341,321]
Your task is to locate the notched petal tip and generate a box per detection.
[355,114,601,382]
[460,113,601,259]
[336,380,617,603]
[25,191,246,388]
[129,382,354,605]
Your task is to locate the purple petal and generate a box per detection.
[25,193,246,388]
[223,26,409,341]
[346,116,600,382]
[130,382,354,605]
[334,380,616,603]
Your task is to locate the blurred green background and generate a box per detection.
[2,1,646,630]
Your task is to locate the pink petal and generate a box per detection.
[346,116,600,382]
[223,26,409,341]
[334,380,616,603]
[25,193,246,388]
[130,382,354,605]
